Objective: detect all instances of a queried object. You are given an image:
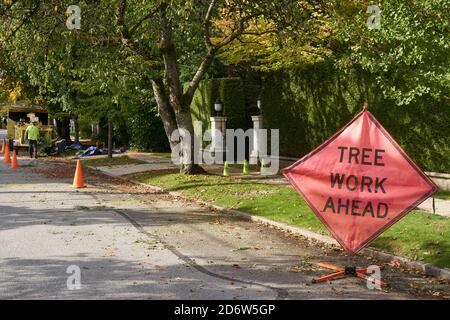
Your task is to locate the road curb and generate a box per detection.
[97,169,450,281]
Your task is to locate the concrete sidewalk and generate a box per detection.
[417,197,450,217]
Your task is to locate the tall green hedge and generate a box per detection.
[190,77,246,132]
[125,102,169,152]
[261,62,450,173]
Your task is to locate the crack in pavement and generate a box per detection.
[84,191,289,299]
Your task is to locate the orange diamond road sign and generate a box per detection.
[283,110,437,254]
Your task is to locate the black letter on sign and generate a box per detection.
[346,175,358,191]
[374,149,385,166]
[374,177,387,194]
[377,203,388,218]
[322,197,335,213]
[351,200,362,216]
[361,148,372,165]
[349,147,360,164]
[337,146,348,163]
[360,176,373,192]
[362,202,375,217]
[330,173,345,189]
[338,198,350,215]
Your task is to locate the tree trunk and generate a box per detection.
[56,117,72,142]
[108,119,113,158]
[55,119,62,138]
[74,116,80,143]
[174,106,206,175]
[152,86,206,174]
[152,3,214,175]
[151,78,178,151]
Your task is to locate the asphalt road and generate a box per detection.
[0,157,448,299]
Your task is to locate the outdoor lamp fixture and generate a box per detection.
[214,98,223,116]
[257,96,262,115]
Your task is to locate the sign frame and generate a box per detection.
[282,109,438,255]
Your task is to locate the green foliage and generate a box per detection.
[79,116,93,139]
[190,77,246,131]
[37,135,52,157]
[218,0,450,107]
[261,62,450,173]
[435,189,450,201]
[217,0,335,71]
[125,102,170,152]
[1,0,448,170]
[336,0,450,105]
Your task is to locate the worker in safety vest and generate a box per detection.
[25,122,39,158]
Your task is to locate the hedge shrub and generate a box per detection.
[125,102,169,152]
[190,77,246,132]
[261,62,450,173]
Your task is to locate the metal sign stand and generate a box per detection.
[311,255,387,287]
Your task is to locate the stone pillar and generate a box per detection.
[250,115,263,164]
[91,124,100,135]
[209,116,227,163]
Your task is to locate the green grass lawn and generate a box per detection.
[435,189,450,200]
[150,152,172,159]
[81,155,147,167]
[130,172,450,268]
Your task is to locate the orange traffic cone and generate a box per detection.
[1,139,5,154]
[11,150,19,169]
[73,160,86,188]
[3,143,11,164]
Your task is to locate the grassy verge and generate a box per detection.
[150,152,172,159]
[81,156,146,167]
[130,171,450,268]
[435,189,450,200]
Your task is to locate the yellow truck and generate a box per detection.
[0,101,54,147]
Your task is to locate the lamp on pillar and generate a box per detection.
[257,96,262,114]
[250,97,264,165]
[210,98,227,163]
[214,98,223,116]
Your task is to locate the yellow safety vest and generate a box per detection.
[26,125,39,141]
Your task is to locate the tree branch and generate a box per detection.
[212,13,259,51]
[1,1,40,44]
[129,6,158,36]
[158,3,183,107]
[114,0,159,62]
[117,0,130,44]
[0,0,19,18]
[183,0,217,104]
[183,54,214,104]
[203,0,216,52]
[184,4,260,102]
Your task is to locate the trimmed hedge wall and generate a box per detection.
[126,102,169,152]
[261,62,450,173]
[190,77,246,132]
